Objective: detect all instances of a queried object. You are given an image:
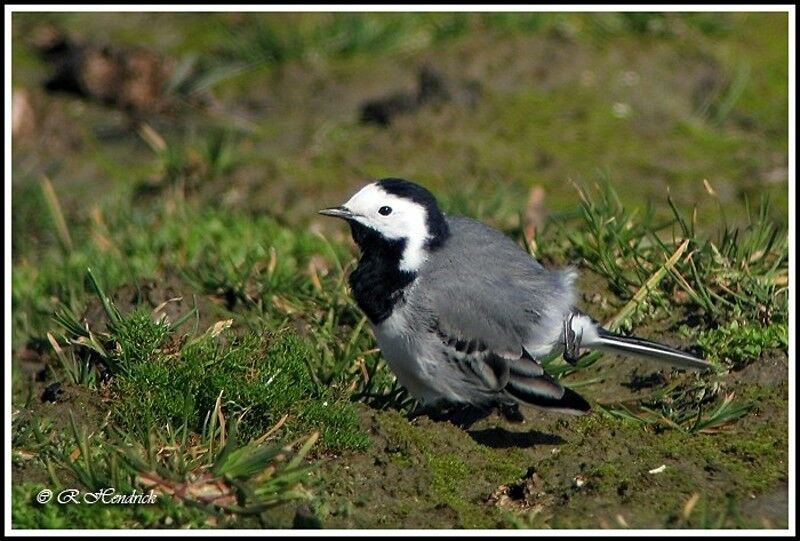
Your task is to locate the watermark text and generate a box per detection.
[37,488,158,505]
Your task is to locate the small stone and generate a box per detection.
[612,102,631,118]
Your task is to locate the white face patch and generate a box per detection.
[342,183,431,272]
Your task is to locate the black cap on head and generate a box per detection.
[376,178,450,248]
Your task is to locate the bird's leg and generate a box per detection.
[497,401,525,423]
[407,398,457,422]
[563,314,584,365]
[407,402,437,421]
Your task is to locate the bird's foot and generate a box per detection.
[497,402,525,423]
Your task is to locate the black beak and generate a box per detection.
[318,206,354,220]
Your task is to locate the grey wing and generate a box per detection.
[415,217,590,413]
[420,215,576,358]
[422,291,589,414]
[428,315,559,386]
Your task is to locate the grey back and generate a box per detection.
[412,216,576,358]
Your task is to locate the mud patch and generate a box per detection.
[295,364,788,529]
[306,407,542,528]
[728,349,788,387]
[488,467,554,514]
[12,379,107,487]
[739,485,789,528]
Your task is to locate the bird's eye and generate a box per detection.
[378,206,393,216]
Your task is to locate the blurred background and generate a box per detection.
[12,11,789,237]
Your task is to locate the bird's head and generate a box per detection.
[319,178,450,272]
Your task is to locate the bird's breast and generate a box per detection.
[374,309,418,371]
[373,307,440,403]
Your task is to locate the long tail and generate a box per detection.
[566,313,714,371]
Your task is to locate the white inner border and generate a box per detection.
[4,4,796,537]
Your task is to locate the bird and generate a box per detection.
[319,178,713,422]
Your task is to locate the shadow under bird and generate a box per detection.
[319,178,713,422]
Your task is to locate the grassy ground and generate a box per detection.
[10,12,789,529]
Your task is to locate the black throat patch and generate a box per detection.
[348,221,416,324]
[346,178,450,324]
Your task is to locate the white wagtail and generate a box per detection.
[319,178,712,419]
